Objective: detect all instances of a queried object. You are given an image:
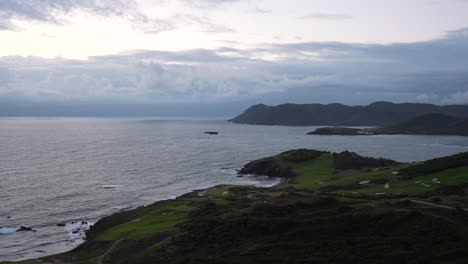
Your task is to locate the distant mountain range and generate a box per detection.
[229,102,468,126]
[309,113,468,136]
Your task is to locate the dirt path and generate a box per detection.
[410,200,468,212]
[97,239,122,264]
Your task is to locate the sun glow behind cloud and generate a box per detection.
[1,0,468,59]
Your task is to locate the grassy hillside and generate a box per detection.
[5,149,468,264]
[242,149,468,195]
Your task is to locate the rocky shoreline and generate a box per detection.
[6,149,468,263]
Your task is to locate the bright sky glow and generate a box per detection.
[1,0,468,59]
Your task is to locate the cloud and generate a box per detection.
[416,90,468,105]
[0,19,18,30]
[0,27,468,105]
[0,0,175,33]
[0,0,238,34]
[298,12,353,20]
[180,0,242,9]
[255,8,272,14]
[173,14,235,33]
[442,90,468,104]
[0,0,127,27]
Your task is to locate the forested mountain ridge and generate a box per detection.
[230,102,468,126]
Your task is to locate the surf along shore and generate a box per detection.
[6,149,468,264]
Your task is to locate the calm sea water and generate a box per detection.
[1,118,468,261]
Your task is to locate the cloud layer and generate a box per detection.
[298,13,353,20]
[1,27,468,106]
[0,0,135,29]
[0,0,236,34]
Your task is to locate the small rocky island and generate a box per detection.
[308,127,375,135]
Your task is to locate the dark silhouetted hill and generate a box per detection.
[230,102,468,126]
[377,113,468,136]
[309,113,468,136]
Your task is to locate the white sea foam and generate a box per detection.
[1,119,467,261]
[63,221,94,241]
[0,227,17,235]
[212,168,239,175]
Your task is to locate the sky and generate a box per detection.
[1,0,468,117]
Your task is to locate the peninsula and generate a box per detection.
[7,149,468,264]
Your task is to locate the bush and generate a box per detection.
[399,151,468,179]
[319,183,364,192]
[279,149,323,162]
[369,178,390,184]
[333,151,399,170]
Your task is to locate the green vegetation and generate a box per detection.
[10,149,468,264]
[377,113,468,136]
[400,151,468,179]
[308,113,468,136]
[349,166,468,195]
[230,102,468,127]
[204,185,232,197]
[414,166,468,186]
[139,203,468,264]
[333,151,399,170]
[98,200,193,240]
[289,153,333,188]
[277,149,323,162]
[35,185,468,264]
[242,149,468,195]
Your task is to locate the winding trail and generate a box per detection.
[410,200,468,212]
[39,239,123,264]
[97,239,122,264]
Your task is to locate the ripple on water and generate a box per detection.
[1,119,467,261]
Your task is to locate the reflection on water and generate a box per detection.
[1,118,467,261]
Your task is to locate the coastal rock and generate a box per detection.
[239,149,324,179]
[17,226,35,232]
[57,223,66,227]
[239,159,295,178]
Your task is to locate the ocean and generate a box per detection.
[1,118,468,261]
